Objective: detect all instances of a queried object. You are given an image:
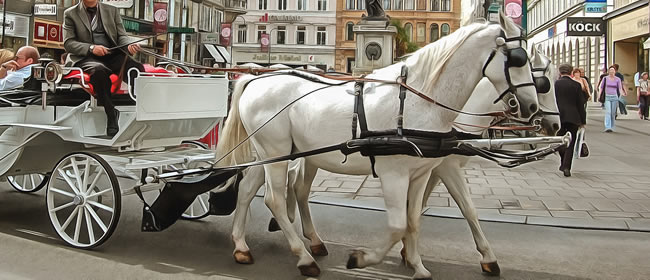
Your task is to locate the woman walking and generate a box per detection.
[599,66,626,132]
[573,68,591,103]
[638,72,649,120]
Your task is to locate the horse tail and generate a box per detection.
[215,75,255,167]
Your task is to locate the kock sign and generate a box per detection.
[567,17,606,36]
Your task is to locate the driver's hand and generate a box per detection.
[127,43,141,55]
[92,45,109,56]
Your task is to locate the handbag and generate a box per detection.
[598,77,606,103]
[580,142,590,158]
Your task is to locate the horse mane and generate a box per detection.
[404,22,491,95]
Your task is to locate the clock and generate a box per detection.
[505,2,522,18]
[154,9,168,22]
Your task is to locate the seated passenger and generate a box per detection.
[0,46,40,91]
[63,0,144,137]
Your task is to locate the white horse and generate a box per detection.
[218,13,538,279]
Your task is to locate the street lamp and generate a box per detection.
[267,27,278,66]
[229,15,247,67]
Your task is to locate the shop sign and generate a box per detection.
[0,14,30,38]
[252,53,302,62]
[260,33,270,52]
[547,25,556,38]
[584,3,607,13]
[567,17,606,36]
[122,18,153,33]
[104,0,134,8]
[611,6,649,41]
[34,4,57,16]
[201,32,220,44]
[153,2,168,33]
[168,27,196,33]
[504,0,523,26]
[258,13,303,23]
[220,24,231,46]
[33,19,64,49]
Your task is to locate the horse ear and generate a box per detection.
[499,10,519,37]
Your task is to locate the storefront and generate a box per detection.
[33,18,65,62]
[232,49,333,70]
[0,13,30,53]
[607,3,649,103]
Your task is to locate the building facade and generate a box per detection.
[335,0,461,73]
[230,0,337,69]
[526,0,612,91]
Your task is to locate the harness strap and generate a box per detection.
[352,81,378,178]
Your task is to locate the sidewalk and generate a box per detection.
[304,104,650,232]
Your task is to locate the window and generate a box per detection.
[431,0,439,11]
[383,0,391,10]
[395,0,403,10]
[257,25,267,42]
[277,26,286,44]
[298,0,307,10]
[404,23,413,42]
[417,0,426,10]
[259,0,267,9]
[317,27,327,45]
[238,24,247,43]
[358,0,365,10]
[441,0,450,11]
[405,0,414,9]
[441,23,450,37]
[318,0,327,10]
[417,23,425,43]
[346,22,355,41]
[297,26,306,45]
[278,0,287,10]
[346,0,355,9]
[430,23,439,42]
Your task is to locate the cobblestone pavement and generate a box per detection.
[307,104,650,231]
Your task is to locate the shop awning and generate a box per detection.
[644,38,650,49]
[204,44,231,63]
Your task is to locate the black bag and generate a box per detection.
[598,77,606,103]
[580,142,590,158]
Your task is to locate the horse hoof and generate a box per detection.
[233,250,254,264]
[310,243,329,256]
[298,262,321,277]
[268,218,281,232]
[346,250,366,269]
[481,261,501,276]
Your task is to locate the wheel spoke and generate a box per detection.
[50,187,76,198]
[73,207,83,242]
[85,205,108,233]
[50,201,76,213]
[189,203,195,216]
[86,188,112,199]
[84,208,95,244]
[60,206,80,231]
[70,158,83,193]
[22,175,27,190]
[82,159,90,194]
[87,200,113,213]
[198,195,208,212]
[29,174,36,190]
[85,167,105,196]
[58,169,81,195]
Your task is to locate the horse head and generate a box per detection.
[482,11,540,120]
[530,48,561,136]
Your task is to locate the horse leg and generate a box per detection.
[440,165,499,276]
[263,162,320,277]
[294,162,328,256]
[268,159,301,232]
[401,173,442,263]
[402,167,434,279]
[231,165,265,264]
[347,163,410,270]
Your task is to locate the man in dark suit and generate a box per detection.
[63,0,144,137]
[555,64,587,177]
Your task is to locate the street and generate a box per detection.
[1,189,649,279]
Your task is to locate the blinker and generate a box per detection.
[534,76,551,93]
[506,47,528,68]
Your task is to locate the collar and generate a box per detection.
[82,1,99,12]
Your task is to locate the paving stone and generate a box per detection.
[327,187,357,193]
[550,211,591,219]
[589,211,641,218]
[500,199,521,209]
[599,191,628,199]
[310,186,328,192]
[483,170,502,176]
[502,171,521,177]
[521,173,542,179]
[622,192,649,200]
[500,209,551,217]
[513,189,536,196]
[541,199,571,210]
[626,220,650,231]
[506,179,527,186]
[361,181,382,188]
[554,190,583,198]
[526,216,629,230]
[319,180,342,189]
[425,197,449,207]
[526,180,549,187]
[355,188,384,196]
[562,200,597,211]
[534,189,558,197]
[467,178,488,184]
[311,177,325,187]
[576,190,605,198]
[310,192,355,199]
[471,198,502,209]
[476,209,527,224]
[340,181,363,189]
[614,202,649,212]
[518,199,546,210]
[310,195,384,211]
[486,178,508,186]
[590,200,621,211]
[491,188,514,196]
[545,180,570,187]
[465,170,483,176]
[640,212,650,218]
[469,187,491,195]
[423,207,463,219]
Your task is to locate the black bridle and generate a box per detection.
[531,58,560,117]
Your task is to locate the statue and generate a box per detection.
[364,0,386,20]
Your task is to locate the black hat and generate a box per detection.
[558,64,573,75]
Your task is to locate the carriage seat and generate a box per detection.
[62,64,171,96]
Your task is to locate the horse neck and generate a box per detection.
[454,78,504,135]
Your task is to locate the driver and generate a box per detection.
[0,46,40,91]
[63,0,144,137]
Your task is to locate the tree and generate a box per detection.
[390,19,419,58]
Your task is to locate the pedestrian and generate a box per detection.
[597,66,607,107]
[578,68,593,95]
[599,65,626,132]
[555,64,587,177]
[572,68,591,102]
[638,72,649,120]
[612,64,628,115]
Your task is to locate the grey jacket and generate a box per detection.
[63,2,132,65]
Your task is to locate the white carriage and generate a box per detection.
[0,59,229,248]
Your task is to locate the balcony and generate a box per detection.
[225,0,247,14]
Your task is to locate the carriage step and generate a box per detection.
[0,123,72,132]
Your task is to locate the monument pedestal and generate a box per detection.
[352,19,397,76]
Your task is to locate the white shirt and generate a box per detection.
[0,64,35,91]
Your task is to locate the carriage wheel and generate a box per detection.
[46,152,121,249]
[177,141,212,220]
[8,174,49,193]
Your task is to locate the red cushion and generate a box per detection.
[63,66,172,96]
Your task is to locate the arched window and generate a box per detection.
[441,23,450,37]
[346,22,354,41]
[404,23,413,42]
[383,0,391,10]
[561,44,566,64]
[575,40,580,68]
[430,23,439,43]
[568,41,573,65]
